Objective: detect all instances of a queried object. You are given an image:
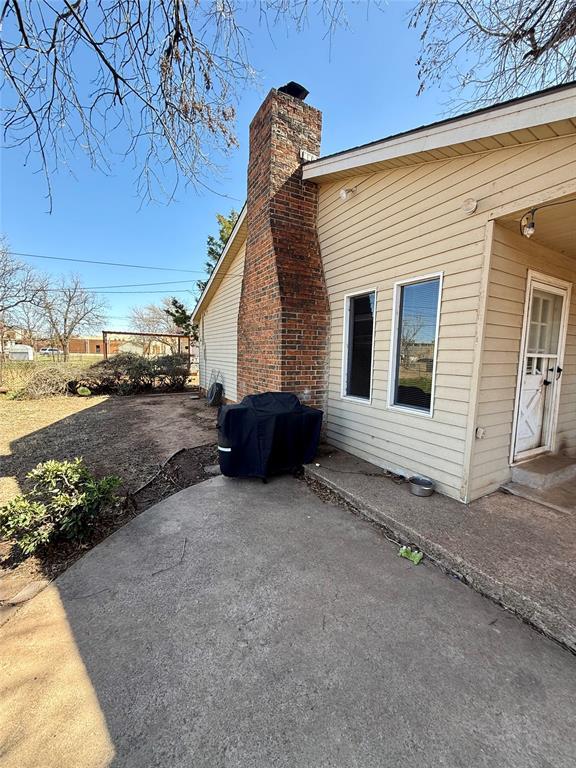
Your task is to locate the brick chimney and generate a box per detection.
[237,85,330,409]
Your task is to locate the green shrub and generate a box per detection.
[0,459,121,556]
[153,353,189,390]
[82,352,189,394]
[85,353,155,395]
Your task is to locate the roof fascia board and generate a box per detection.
[192,203,247,321]
[303,87,576,180]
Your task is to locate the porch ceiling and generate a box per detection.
[498,195,576,259]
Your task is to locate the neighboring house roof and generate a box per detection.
[192,204,247,322]
[193,82,576,318]
[303,81,576,182]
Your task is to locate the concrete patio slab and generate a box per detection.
[1,475,575,767]
[305,447,576,652]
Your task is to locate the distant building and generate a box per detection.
[5,342,34,361]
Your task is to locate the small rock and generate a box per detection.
[204,464,221,477]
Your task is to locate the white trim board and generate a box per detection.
[303,85,576,181]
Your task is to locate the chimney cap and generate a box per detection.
[278,81,309,101]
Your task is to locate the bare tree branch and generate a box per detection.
[0,239,44,314]
[0,1,351,209]
[411,0,576,106]
[129,298,183,354]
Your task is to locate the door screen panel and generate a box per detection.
[527,290,563,355]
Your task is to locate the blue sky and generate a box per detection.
[1,2,449,328]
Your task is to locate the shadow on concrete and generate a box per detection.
[1,476,576,767]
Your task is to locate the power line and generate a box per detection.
[90,289,197,295]
[42,279,198,291]
[9,250,202,273]
[89,279,197,289]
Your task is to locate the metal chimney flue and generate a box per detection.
[278,81,309,101]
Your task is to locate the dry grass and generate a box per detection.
[0,395,109,504]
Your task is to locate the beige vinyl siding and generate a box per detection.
[316,134,576,501]
[199,242,245,401]
[470,224,576,498]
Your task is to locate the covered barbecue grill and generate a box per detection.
[217,392,323,479]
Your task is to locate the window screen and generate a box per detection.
[393,278,440,413]
[345,292,375,399]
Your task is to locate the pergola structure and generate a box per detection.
[101,330,192,360]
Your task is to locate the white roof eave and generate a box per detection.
[303,85,576,181]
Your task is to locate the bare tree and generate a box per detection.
[129,298,183,355]
[40,275,107,360]
[1,1,349,209]
[411,0,576,105]
[399,316,426,368]
[0,241,46,381]
[0,240,43,314]
[8,301,48,346]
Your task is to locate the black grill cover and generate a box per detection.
[217,392,323,479]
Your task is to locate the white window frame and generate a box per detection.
[341,288,378,404]
[387,272,443,419]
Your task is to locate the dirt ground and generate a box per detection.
[0,392,217,504]
[0,392,219,604]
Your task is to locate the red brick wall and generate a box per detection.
[237,88,330,409]
[68,338,104,354]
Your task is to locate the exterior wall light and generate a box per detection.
[339,187,357,201]
[518,198,576,240]
[520,209,536,238]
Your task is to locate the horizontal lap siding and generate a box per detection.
[470,224,576,498]
[199,244,245,402]
[316,135,576,501]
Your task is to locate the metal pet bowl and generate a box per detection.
[409,476,435,497]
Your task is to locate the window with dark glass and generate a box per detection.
[393,278,440,413]
[345,292,375,399]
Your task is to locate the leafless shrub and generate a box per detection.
[11,365,80,399]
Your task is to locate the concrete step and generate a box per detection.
[502,480,576,515]
[511,455,576,490]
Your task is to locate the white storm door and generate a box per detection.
[513,277,570,461]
